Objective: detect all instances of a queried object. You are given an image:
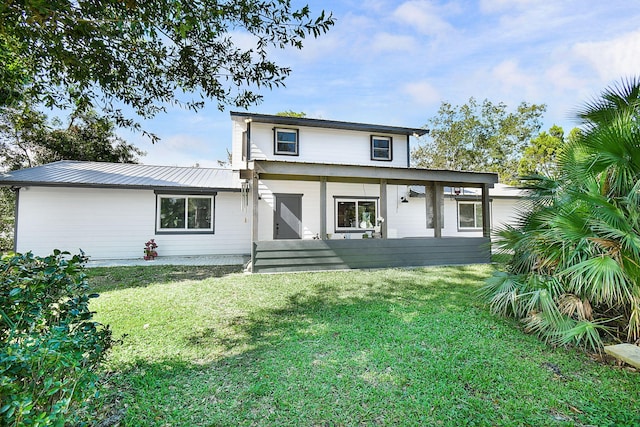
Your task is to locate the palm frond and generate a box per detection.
[561,256,633,305]
[519,275,563,322]
[627,295,640,342]
[477,271,525,317]
[557,294,593,321]
[555,319,610,353]
[574,77,640,128]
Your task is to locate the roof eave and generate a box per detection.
[231,111,428,137]
[250,160,498,186]
[0,181,241,192]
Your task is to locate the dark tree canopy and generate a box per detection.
[0,1,334,136]
[0,105,144,171]
[412,98,546,184]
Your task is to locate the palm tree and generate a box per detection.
[480,78,640,351]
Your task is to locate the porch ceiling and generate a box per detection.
[247,160,498,187]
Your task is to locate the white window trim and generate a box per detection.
[274,127,299,156]
[334,197,379,232]
[156,194,215,234]
[457,201,484,230]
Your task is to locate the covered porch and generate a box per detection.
[242,160,498,273]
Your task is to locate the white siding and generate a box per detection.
[491,198,527,230]
[385,185,434,238]
[16,187,250,259]
[236,119,409,168]
[231,119,246,171]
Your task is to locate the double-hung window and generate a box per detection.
[335,198,378,231]
[157,195,214,233]
[458,201,483,230]
[371,136,392,161]
[274,128,299,156]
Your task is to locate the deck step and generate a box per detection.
[604,344,640,368]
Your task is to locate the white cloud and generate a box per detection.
[402,81,441,106]
[370,32,418,52]
[479,0,540,13]
[491,60,531,89]
[392,1,454,38]
[573,30,640,81]
[544,63,588,92]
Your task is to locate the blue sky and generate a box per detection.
[121,0,640,167]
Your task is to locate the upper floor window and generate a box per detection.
[371,136,392,161]
[274,128,299,156]
[157,195,214,233]
[458,201,483,230]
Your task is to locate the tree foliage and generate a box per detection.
[0,104,144,170]
[0,1,334,135]
[517,125,565,178]
[412,98,546,184]
[276,110,307,118]
[480,78,640,351]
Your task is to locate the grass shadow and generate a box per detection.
[86,264,244,292]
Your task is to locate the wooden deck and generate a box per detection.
[252,237,491,273]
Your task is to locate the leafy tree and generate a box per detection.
[517,125,566,178]
[0,34,28,107]
[480,78,640,351]
[0,189,13,251]
[412,98,546,184]
[276,110,307,118]
[0,104,144,170]
[0,1,334,136]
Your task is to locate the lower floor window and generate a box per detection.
[336,198,377,231]
[458,201,483,229]
[158,195,214,232]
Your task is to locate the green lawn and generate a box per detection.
[88,265,640,426]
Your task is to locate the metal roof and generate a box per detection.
[0,161,241,191]
[231,111,429,137]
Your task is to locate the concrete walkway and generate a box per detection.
[86,254,250,268]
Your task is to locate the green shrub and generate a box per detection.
[0,250,113,426]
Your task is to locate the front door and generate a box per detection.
[274,194,302,239]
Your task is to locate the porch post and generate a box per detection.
[251,171,259,270]
[433,182,442,238]
[482,183,491,238]
[320,177,327,239]
[380,179,388,238]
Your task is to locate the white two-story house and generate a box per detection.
[0,112,509,273]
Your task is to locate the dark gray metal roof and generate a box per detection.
[0,161,241,191]
[231,111,429,136]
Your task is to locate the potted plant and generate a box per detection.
[144,239,158,260]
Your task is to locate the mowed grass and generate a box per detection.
[88,265,640,426]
